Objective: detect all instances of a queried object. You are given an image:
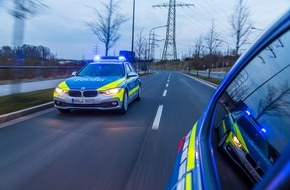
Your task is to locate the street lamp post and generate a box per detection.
[216,39,229,56]
[131,0,135,53]
[148,25,167,60]
[251,26,263,31]
[216,39,230,72]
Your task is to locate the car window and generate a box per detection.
[213,29,290,188]
[125,64,132,73]
[77,64,125,77]
[128,63,136,73]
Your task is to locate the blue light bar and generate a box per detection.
[94,55,101,61]
[118,56,126,61]
[261,128,267,133]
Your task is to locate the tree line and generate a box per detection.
[0,45,54,62]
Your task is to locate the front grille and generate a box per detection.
[83,91,98,97]
[68,90,98,97]
[69,90,82,97]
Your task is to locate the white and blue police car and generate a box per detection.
[53,56,141,114]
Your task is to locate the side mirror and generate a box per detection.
[127,72,138,78]
[71,71,77,76]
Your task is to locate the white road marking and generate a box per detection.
[152,105,163,130]
[166,83,169,87]
[163,90,167,97]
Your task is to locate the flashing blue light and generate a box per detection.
[118,56,126,61]
[94,55,101,61]
[261,128,267,133]
[246,111,251,116]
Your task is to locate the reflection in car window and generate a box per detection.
[77,64,125,77]
[214,29,290,187]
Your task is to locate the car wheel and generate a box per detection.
[119,90,128,114]
[135,86,141,101]
[58,108,70,113]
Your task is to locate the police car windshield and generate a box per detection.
[77,63,125,77]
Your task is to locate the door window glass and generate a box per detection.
[213,29,290,188]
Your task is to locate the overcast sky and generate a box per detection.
[0,0,289,60]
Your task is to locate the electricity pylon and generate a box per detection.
[153,1,194,60]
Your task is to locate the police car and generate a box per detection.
[216,110,275,184]
[53,56,141,114]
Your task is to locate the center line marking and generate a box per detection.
[166,83,169,87]
[163,90,167,96]
[152,105,163,130]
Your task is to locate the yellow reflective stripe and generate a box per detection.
[97,77,126,90]
[54,81,69,97]
[59,81,69,90]
[222,120,226,133]
[129,85,139,96]
[112,88,125,101]
[185,173,192,190]
[234,124,249,152]
[187,122,197,172]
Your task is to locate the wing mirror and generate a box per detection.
[127,72,138,78]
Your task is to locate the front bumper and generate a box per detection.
[222,142,263,184]
[54,93,123,110]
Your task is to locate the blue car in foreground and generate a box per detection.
[167,9,290,190]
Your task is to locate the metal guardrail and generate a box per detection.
[0,66,83,69]
[0,65,83,82]
[188,70,227,79]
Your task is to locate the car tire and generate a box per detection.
[119,90,128,114]
[58,108,70,113]
[135,86,141,101]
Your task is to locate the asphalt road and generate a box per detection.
[0,71,216,190]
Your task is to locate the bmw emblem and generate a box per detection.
[81,87,86,91]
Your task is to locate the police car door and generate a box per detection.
[125,63,138,102]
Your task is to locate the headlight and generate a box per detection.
[100,88,121,95]
[232,134,242,148]
[55,87,68,95]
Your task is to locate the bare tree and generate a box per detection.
[229,0,252,56]
[88,0,128,56]
[204,20,220,55]
[193,35,204,58]
[256,82,290,120]
[204,20,220,77]
[134,28,147,61]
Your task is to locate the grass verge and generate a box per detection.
[0,88,54,115]
[183,72,222,85]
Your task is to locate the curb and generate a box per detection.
[181,72,219,89]
[0,102,54,124]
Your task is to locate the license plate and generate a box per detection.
[72,99,93,104]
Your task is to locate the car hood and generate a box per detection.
[63,76,125,90]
